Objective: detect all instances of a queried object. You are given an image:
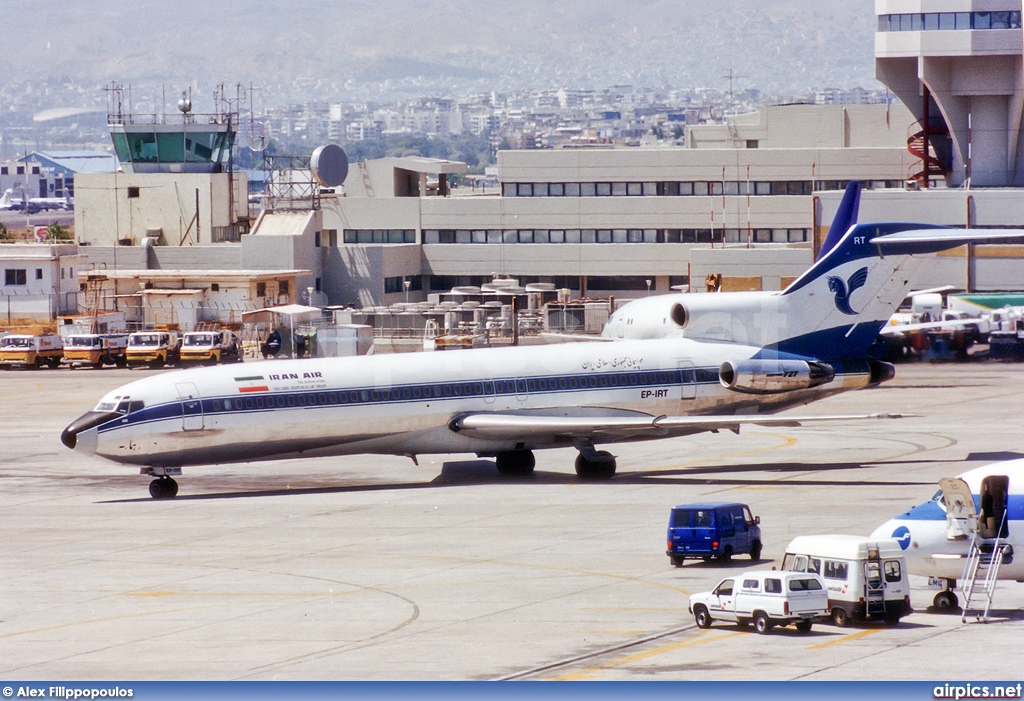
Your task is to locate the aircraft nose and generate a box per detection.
[60,425,77,449]
[61,411,120,452]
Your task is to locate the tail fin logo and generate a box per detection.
[827,266,869,315]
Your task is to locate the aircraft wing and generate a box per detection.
[450,411,909,441]
[537,332,615,343]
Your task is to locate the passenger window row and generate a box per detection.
[199,368,720,413]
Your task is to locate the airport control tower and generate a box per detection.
[74,86,250,246]
[876,2,1024,187]
[107,87,235,175]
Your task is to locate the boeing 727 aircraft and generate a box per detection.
[62,217,1024,498]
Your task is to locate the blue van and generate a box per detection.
[667,502,762,566]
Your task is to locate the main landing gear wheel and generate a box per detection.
[933,590,959,611]
[495,450,535,477]
[575,451,616,480]
[149,477,178,499]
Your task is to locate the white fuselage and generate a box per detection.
[70,337,874,469]
[871,461,1024,581]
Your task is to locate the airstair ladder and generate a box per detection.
[959,513,1009,623]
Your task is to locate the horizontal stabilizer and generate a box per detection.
[873,229,1024,249]
[450,411,910,441]
[878,319,975,336]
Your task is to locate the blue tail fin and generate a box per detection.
[817,181,861,260]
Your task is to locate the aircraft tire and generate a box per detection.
[149,477,179,499]
[574,451,616,480]
[933,590,959,611]
[495,450,535,477]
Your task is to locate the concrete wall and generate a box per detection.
[241,210,321,304]
[74,172,248,246]
[686,103,916,150]
[497,146,913,184]
[689,247,812,292]
[77,245,241,272]
[322,244,421,307]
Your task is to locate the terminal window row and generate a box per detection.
[426,274,690,292]
[384,275,423,294]
[429,274,587,291]
[423,228,809,245]
[878,11,1021,32]
[343,229,416,244]
[500,180,901,198]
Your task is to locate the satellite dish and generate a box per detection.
[310,144,349,187]
[247,121,268,152]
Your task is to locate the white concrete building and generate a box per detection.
[876,1,1024,186]
[0,243,78,323]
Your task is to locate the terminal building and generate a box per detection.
[77,102,921,309]
[69,0,1024,329]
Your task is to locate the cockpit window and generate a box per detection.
[95,402,117,411]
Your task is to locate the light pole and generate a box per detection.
[645,279,652,297]
[404,278,411,305]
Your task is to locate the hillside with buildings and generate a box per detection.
[3,0,877,106]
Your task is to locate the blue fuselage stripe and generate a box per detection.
[97,366,725,435]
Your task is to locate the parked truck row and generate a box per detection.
[0,330,241,369]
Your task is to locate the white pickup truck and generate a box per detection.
[688,569,829,634]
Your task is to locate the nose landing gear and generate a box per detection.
[149,477,179,499]
[142,466,182,499]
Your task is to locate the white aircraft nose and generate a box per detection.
[61,411,116,455]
